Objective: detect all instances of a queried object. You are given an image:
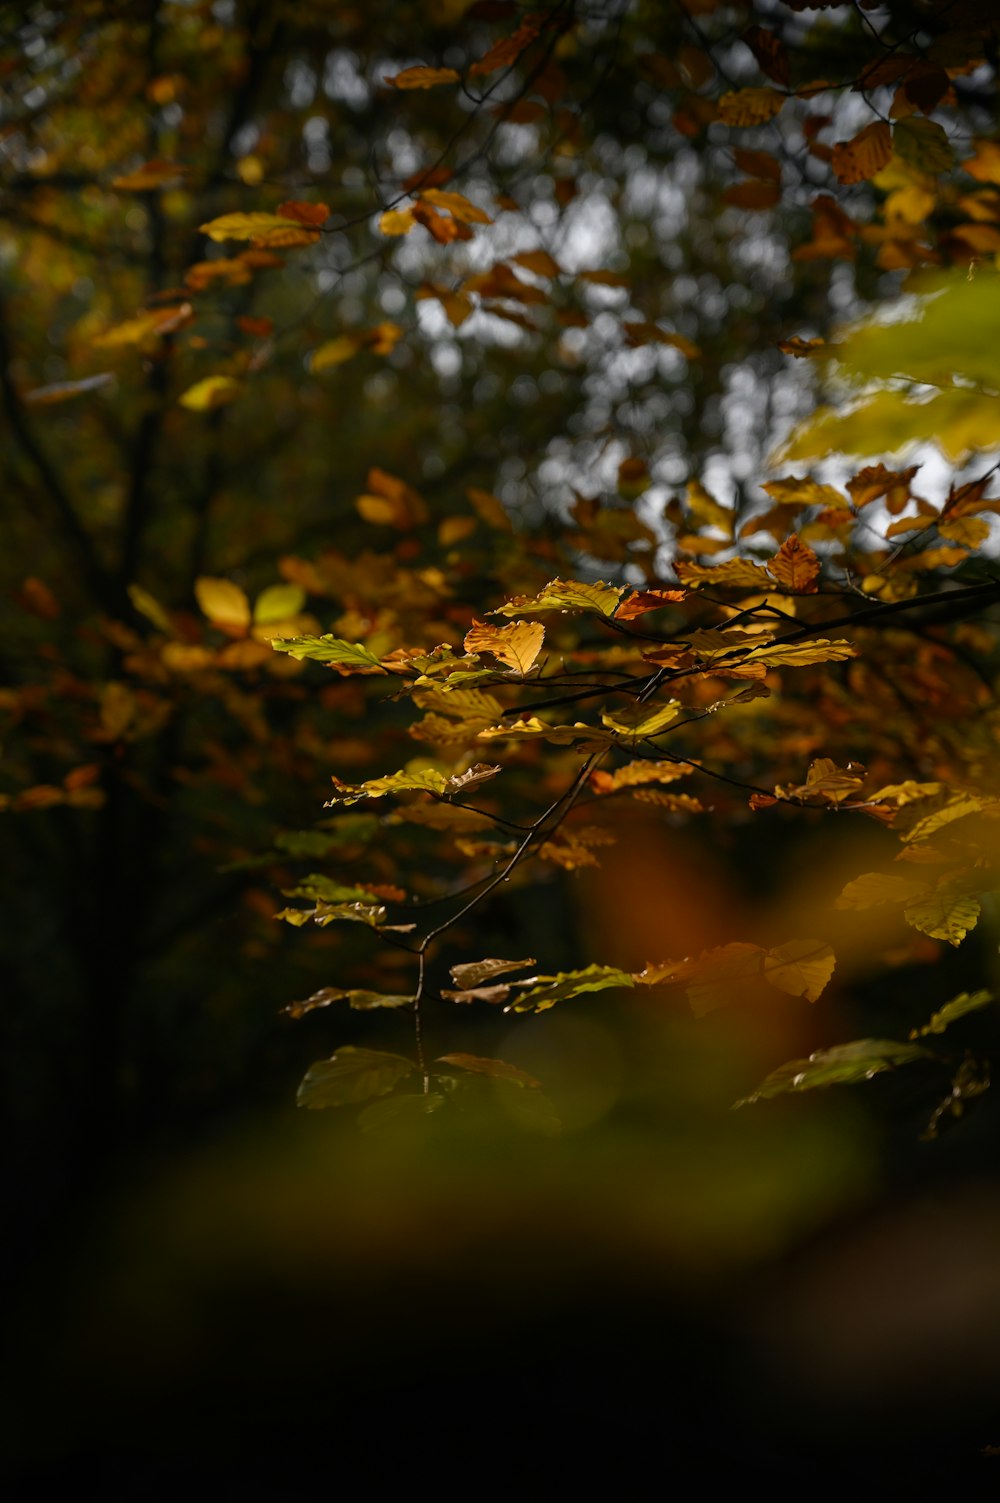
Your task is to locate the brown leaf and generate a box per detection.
[767,534,820,592]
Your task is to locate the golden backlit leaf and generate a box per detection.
[325,763,501,806]
[762,476,848,509]
[419,188,492,224]
[590,759,693,794]
[477,718,613,747]
[601,701,682,738]
[767,534,820,592]
[749,638,855,668]
[179,375,242,411]
[718,87,785,127]
[763,940,836,1003]
[904,889,981,946]
[674,557,772,590]
[194,576,251,633]
[385,65,461,88]
[505,964,634,1014]
[491,578,625,618]
[200,212,305,242]
[93,303,192,349]
[378,207,417,236]
[463,618,544,674]
[310,336,362,371]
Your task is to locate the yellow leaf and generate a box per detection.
[195,576,251,633]
[310,336,362,371]
[378,208,417,236]
[896,789,985,843]
[590,759,693,794]
[762,476,848,509]
[767,535,820,592]
[254,583,306,624]
[938,516,990,548]
[491,578,625,617]
[93,303,192,349]
[601,701,682,738]
[718,87,785,127]
[748,638,856,668]
[100,682,136,740]
[763,940,836,1003]
[438,516,477,547]
[836,872,931,909]
[419,188,492,224]
[355,467,428,529]
[904,889,980,946]
[179,375,242,411]
[385,65,461,89]
[674,558,772,590]
[478,718,613,747]
[112,157,187,190]
[200,212,309,243]
[463,619,544,674]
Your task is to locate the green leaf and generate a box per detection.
[297,1046,416,1108]
[357,1092,446,1136]
[911,989,994,1038]
[736,1038,932,1105]
[491,578,626,618]
[254,583,306,623]
[281,873,382,905]
[506,964,635,1013]
[893,117,953,175]
[269,634,386,672]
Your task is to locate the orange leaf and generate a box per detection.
[276,200,329,226]
[718,87,785,127]
[767,535,820,592]
[385,65,461,89]
[463,619,544,675]
[831,121,892,185]
[616,589,687,620]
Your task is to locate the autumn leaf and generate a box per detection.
[736,1039,931,1106]
[911,990,993,1038]
[195,576,251,634]
[767,535,820,592]
[718,87,785,127]
[310,336,362,371]
[832,122,892,185]
[836,872,931,909]
[505,964,635,1014]
[111,157,186,190]
[419,188,492,225]
[436,1053,540,1088]
[200,211,309,242]
[378,207,417,236]
[324,763,501,806]
[449,957,537,989]
[385,65,461,89]
[463,619,544,674]
[179,376,242,411]
[491,578,626,618]
[616,589,687,620]
[297,1047,417,1108]
[269,635,386,673]
[903,887,981,946]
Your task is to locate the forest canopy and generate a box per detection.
[4,0,1000,1477]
